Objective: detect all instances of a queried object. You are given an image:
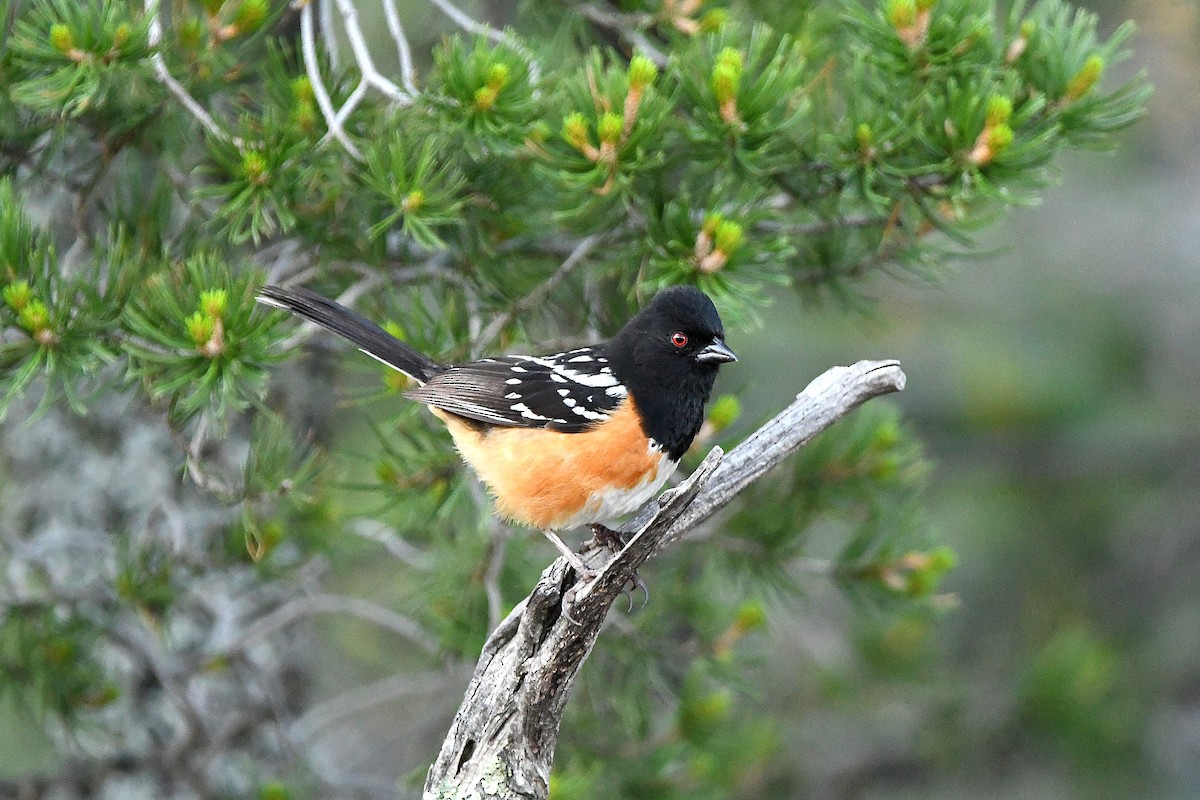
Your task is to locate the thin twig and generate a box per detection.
[300,2,364,160]
[482,523,512,631]
[332,0,412,103]
[291,670,457,741]
[349,519,432,570]
[318,0,340,69]
[477,233,604,351]
[382,0,418,95]
[758,214,891,238]
[422,0,543,83]
[576,3,667,66]
[228,592,440,655]
[330,78,369,128]
[145,0,242,146]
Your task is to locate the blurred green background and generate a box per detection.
[726,1,1200,795]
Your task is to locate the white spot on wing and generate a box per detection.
[555,367,619,388]
[511,402,567,424]
[569,406,607,420]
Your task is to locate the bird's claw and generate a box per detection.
[622,572,649,612]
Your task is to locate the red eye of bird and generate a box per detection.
[670,332,688,348]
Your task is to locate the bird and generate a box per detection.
[256,284,736,579]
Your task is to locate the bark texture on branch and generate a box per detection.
[424,360,907,799]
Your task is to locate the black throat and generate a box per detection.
[606,346,719,462]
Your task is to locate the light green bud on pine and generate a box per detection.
[597,112,623,145]
[561,112,590,150]
[401,189,424,213]
[856,122,873,154]
[870,453,901,480]
[715,47,744,76]
[186,310,215,347]
[713,220,744,255]
[986,122,1013,155]
[628,54,658,92]
[3,280,32,312]
[376,461,400,485]
[887,0,917,31]
[241,151,268,184]
[199,288,227,320]
[902,547,958,596]
[18,299,50,334]
[112,22,131,49]
[49,23,74,54]
[698,8,729,33]
[474,85,498,111]
[1065,55,1104,101]
[701,212,724,236]
[710,63,740,105]
[680,690,732,735]
[486,62,510,91]
[258,781,294,800]
[178,17,204,52]
[986,95,1012,127]
[927,546,958,573]
[232,0,268,34]
[292,101,316,134]
[870,418,902,450]
[733,600,766,631]
[291,76,314,104]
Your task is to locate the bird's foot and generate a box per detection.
[587,523,630,553]
[585,525,649,612]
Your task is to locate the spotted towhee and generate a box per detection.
[257,285,737,577]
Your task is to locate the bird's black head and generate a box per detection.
[607,286,737,460]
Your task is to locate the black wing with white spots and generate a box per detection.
[405,347,628,432]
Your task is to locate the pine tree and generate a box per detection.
[0,1,1147,798]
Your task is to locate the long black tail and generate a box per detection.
[257,285,445,383]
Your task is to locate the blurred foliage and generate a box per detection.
[0,0,1158,797]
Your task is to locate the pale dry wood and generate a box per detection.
[424,359,907,799]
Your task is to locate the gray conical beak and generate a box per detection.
[695,338,737,364]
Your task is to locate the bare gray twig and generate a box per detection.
[300,3,365,160]
[575,3,667,66]
[382,0,418,95]
[476,233,604,352]
[331,0,413,103]
[229,592,440,656]
[145,0,243,147]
